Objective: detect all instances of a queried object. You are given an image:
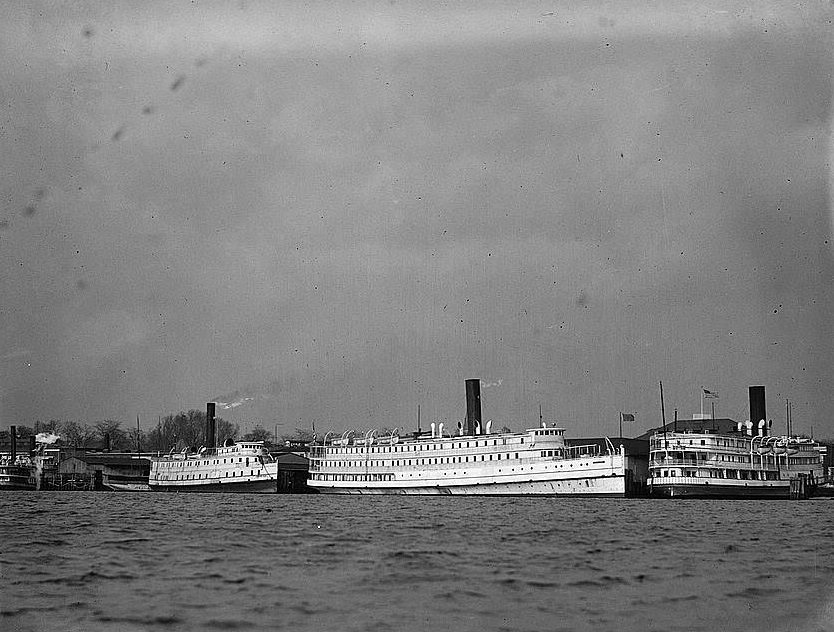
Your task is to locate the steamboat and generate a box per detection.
[308,379,647,496]
[647,386,825,499]
[148,404,278,493]
[0,426,41,491]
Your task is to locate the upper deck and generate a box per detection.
[648,431,823,474]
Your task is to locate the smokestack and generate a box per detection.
[29,436,36,456]
[104,433,111,452]
[465,379,481,435]
[10,425,16,463]
[206,402,216,449]
[749,386,766,437]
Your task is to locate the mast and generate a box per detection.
[660,381,668,449]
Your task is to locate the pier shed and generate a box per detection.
[57,454,150,491]
[274,452,316,493]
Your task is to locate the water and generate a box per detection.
[1,492,833,632]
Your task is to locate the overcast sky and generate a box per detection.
[1,1,832,439]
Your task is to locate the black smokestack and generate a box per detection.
[10,425,16,463]
[749,386,767,436]
[465,379,481,435]
[29,436,36,457]
[104,433,111,452]
[206,402,216,448]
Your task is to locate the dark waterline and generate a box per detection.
[1,492,832,632]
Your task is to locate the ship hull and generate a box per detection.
[311,473,629,496]
[149,478,277,493]
[649,480,790,499]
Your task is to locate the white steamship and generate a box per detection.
[647,386,825,499]
[148,404,278,493]
[308,379,647,496]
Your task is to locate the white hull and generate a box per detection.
[314,473,627,496]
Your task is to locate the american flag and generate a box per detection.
[703,389,719,399]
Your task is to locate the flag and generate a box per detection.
[703,389,719,399]
[620,413,635,423]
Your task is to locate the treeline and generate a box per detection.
[1,416,324,453]
[0,411,245,453]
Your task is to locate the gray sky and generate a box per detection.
[1,1,832,439]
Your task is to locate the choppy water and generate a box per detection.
[1,492,833,632]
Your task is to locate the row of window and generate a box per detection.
[312,465,604,482]
[317,453,522,469]
[157,457,252,468]
[154,469,263,482]
[653,469,780,480]
[322,438,526,456]
[311,473,395,482]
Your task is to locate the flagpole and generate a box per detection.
[619,412,622,439]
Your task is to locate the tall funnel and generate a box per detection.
[749,386,766,436]
[465,379,481,435]
[206,402,216,448]
[10,425,16,463]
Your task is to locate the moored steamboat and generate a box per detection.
[0,426,41,491]
[308,379,647,496]
[148,404,278,493]
[647,386,825,499]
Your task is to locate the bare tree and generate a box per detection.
[60,421,96,448]
[147,410,238,452]
[94,419,129,451]
[242,425,272,443]
[280,427,314,443]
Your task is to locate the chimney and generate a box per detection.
[465,379,481,435]
[10,425,16,463]
[104,433,111,452]
[206,402,216,448]
[29,435,36,456]
[749,386,767,437]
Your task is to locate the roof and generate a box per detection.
[274,452,309,469]
[64,454,151,466]
[633,418,740,441]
